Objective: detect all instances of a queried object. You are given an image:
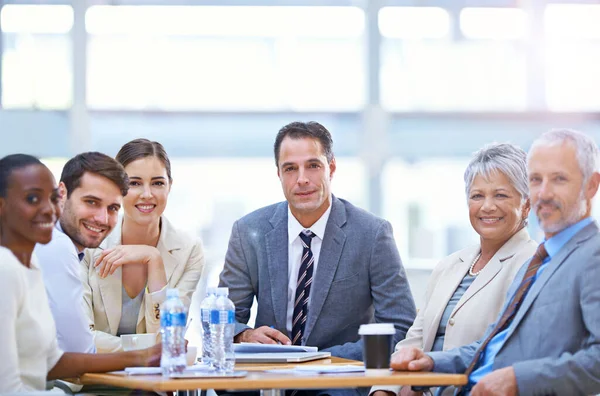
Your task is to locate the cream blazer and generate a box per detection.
[80,216,205,353]
[371,228,536,395]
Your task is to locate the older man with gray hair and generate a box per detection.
[391,129,600,396]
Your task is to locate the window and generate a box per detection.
[1,5,73,109]
[86,6,364,111]
[383,158,475,268]
[545,4,600,111]
[460,8,527,40]
[379,7,450,39]
[380,7,527,111]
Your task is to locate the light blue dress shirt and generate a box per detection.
[469,217,593,386]
[34,222,96,353]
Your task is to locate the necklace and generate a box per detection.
[468,252,482,276]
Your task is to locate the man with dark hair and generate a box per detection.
[35,152,129,355]
[220,121,416,376]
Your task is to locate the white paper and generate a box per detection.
[265,365,365,375]
[293,365,365,373]
[233,343,318,353]
[121,364,213,375]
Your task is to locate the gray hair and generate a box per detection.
[464,142,529,201]
[528,129,600,183]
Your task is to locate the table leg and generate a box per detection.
[260,390,284,396]
[176,390,201,396]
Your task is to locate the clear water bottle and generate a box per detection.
[200,287,218,366]
[210,287,235,373]
[160,288,187,377]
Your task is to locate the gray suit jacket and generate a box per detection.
[219,196,416,361]
[428,221,600,395]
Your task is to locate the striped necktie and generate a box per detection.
[463,243,548,378]
[291,231,316,346]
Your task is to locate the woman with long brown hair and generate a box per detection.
[81,139,205,352]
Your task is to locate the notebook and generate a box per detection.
[233,343,318,354]
[234,351,331,363]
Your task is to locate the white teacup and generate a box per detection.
[121,333,157,351]
[186,346,198,366]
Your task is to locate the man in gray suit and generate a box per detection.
[390,129,600,395]
[219,121,416,362]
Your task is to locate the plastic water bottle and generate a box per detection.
[210,287,235,373]
[200,287,218,366]
[160,288,187,377]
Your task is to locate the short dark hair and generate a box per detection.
[0,154,44,197]
[273,121,334,166]
[60,152,129,197]
[116,139,172,182]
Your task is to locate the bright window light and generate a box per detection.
[546,41,600,111]
[0,5,73,34]
[86,6,364,38]
[460,8,527,40]
[379,7,450,39]
[545,4,600,39]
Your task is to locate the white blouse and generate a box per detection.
[0,246,64,392]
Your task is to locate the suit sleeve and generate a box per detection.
[512,249,600,395]
[79,251,122,353]
[426,254,528,375]
[143,238,205,333]
[219,220,253,336]
[323,220,417,360]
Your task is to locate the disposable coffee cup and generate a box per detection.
[359,323,395,372]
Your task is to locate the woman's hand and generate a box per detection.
[94,245,161,278]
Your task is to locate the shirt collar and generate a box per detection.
[288,199,332,244]
[56,220,86,259]
[543,217,593,259]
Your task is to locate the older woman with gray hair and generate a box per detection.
[371,143,537,396]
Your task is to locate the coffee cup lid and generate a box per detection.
[358,323,395,335]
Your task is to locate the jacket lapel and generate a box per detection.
[303,197,347,342]
[155,216,180,284]
[453,229,530,316]
[134,216,181,329]
[422,249,472,351]
[265,202,290,332]
[505,222,598,340]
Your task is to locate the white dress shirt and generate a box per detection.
[0,247,64,392]
[34,222,96,353]
[286,203,332,334]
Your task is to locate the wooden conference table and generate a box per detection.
[78,357,467,396]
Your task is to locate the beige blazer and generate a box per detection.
[371,227,536,395]
[80,216,205,353]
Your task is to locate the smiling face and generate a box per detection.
[277,136,336,228]
[122,156,170,227]
[528,142,599,237]
[468,171,529,244]
[0,164,59,248]
[59,172,123,251]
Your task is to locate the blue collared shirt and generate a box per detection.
[34,222,96,353]
[469,217,593,385]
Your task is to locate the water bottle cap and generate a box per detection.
[206,287,218,295]
[216,287,229,296]
[166,288,180,298]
